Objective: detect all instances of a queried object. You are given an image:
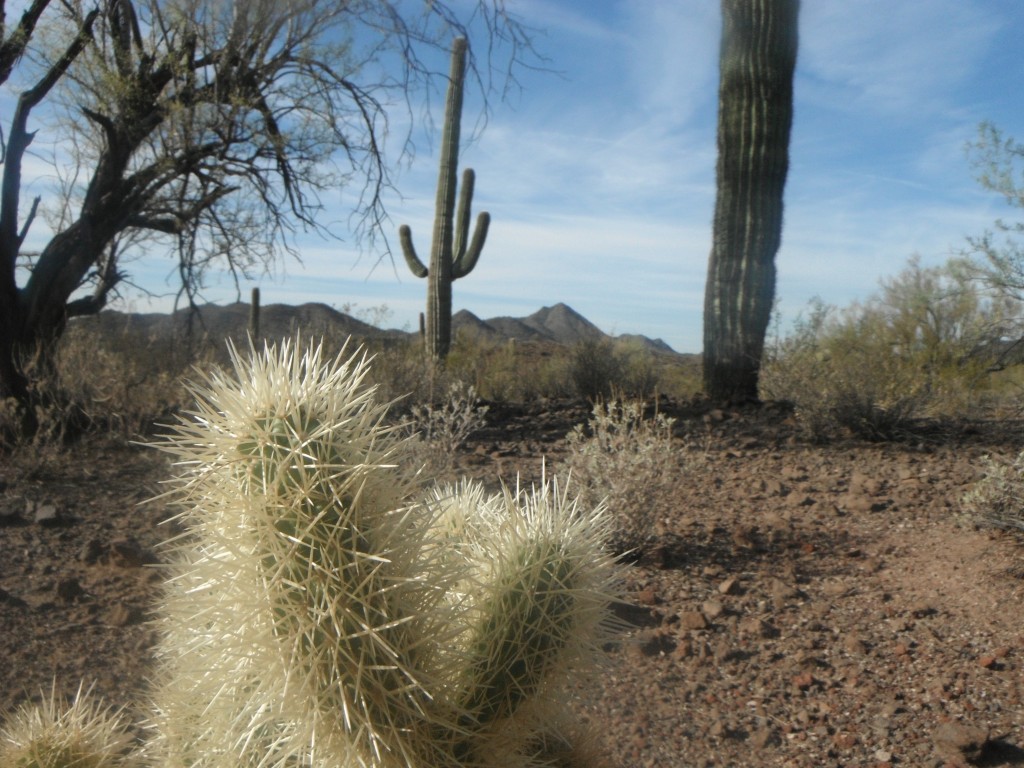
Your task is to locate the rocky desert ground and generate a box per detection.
[1,397,1023,767]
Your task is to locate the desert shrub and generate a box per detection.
[567,338,684,402]
[558,399,679,556]
[0,323,202,452]
[568,339,625,401]
[761,257,1018,440]
[959,452,1024,532]
[614,339,661,398]
[0,683,139,767]
[405,381,489,479]
[445,332,576,402]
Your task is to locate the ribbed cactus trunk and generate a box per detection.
[428,35,462,360]
[703,0,799,402]
[249,286,261,339]
[401,37,490,360]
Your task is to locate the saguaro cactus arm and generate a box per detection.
[399,224,428,277]
[452,168,490,279]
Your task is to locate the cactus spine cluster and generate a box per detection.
[140,337,620,767]
[0,683,139,767]
[400,37,490,360]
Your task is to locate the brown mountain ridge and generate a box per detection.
[78,301,680,354]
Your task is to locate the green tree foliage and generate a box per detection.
[963,122,1024,302]
[761,256,1020,440]
[703,0,800,402]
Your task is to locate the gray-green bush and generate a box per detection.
[558,399,680,556]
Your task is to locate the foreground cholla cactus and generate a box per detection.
[0,683,138,768]
[147,337,622,767]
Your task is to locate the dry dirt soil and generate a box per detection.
[2,399,1023,768]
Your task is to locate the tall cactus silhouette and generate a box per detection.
[400,37,490,360]
[702,0,799,401]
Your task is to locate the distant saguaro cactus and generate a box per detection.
[400,37,490,360]
[249,287,261,339]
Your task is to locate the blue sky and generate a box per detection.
[105,2,1024,351]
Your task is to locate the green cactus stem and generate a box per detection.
[400,37,491,360]
[249,286,260,339]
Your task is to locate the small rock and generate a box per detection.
[634,588,658,606]
[833,732,857,750]
[704,409,727,424]
[32,502,63,526]
[701,600,725,620]
[792,672,815,690]
[933,721,989,764]
[771,578,800,604]
[632,628,675,657]
[739,616,776,638]
[55,578,85,602]
[718,577,740,595]
[750,728,777,748]
[680,611,709,630]
[843,634,868,655]
[822,579,851,597]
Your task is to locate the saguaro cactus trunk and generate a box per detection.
[400,37,490,360]
[703,0,799,402]
[249,286,261,339]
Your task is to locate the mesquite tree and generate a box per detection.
[400,37,491,360]
[703,0,799,401]
[0,0,526,434]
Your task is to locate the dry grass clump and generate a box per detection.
[959,451,1024,533]
[404,381,489,480]
[558,399,682,557]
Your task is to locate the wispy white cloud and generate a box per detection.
[799,0,1001,119]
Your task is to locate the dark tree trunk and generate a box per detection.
[703,0,799,402]
[0,223,111,438]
